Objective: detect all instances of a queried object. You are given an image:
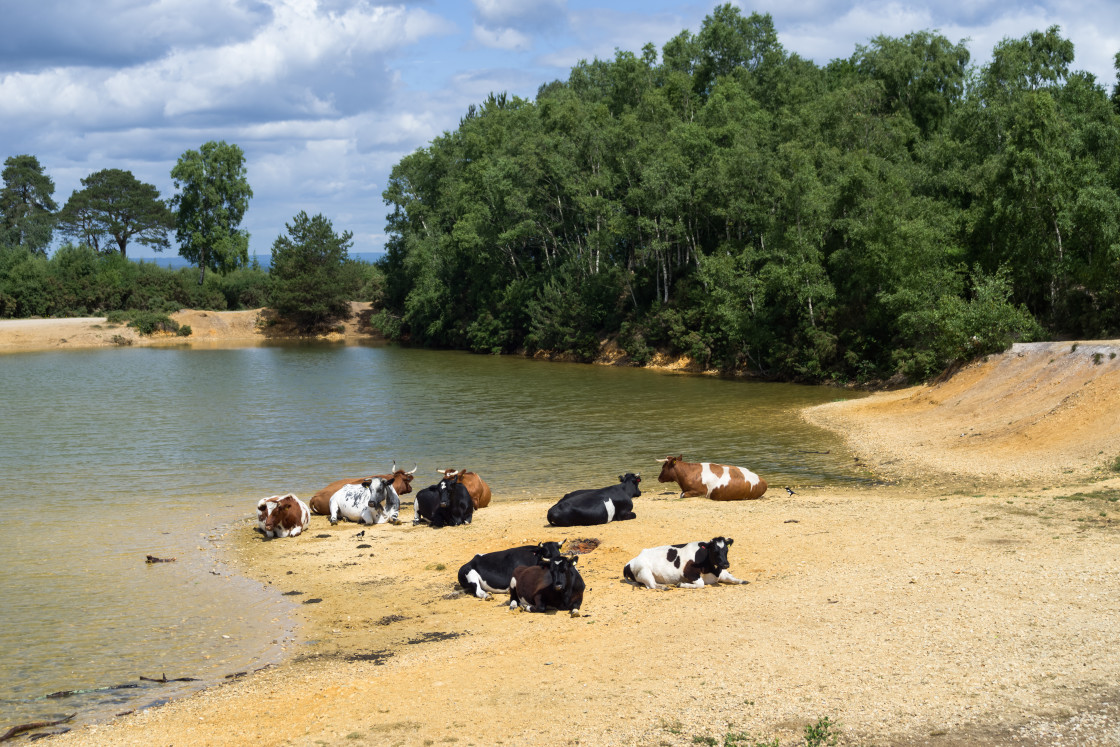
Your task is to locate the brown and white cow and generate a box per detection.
[656,455,767,500]
[308,464,417,515]
[258,494,311,538]
[436,468,491,509]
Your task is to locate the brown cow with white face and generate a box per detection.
[258,494,310,538]
[436,468,491,509]
[309,464,417,515]
[656,456,767,501]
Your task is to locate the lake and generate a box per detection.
[0,342,866,731]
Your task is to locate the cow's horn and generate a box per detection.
[656,458,668,463]
[435,467,445,474]
[407,464,418,475]
[391,460,398,472]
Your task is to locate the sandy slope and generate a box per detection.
[25,336,1120,747]
[0,303,380,352]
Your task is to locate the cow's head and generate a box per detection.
[436,475,461,508]
[389,465,418,496]
[547,556,578,593]
[264,496,296,532]
[535,541,563,562]
[656,456,684,483]
[618,472,642,497]
[366,477,393,508]
[698,537,734,573]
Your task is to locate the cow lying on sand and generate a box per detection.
[436,468,491,509]
[458,542,563,600]
[413,474,474,527]
[309,464,417,515]
[262,494,310,538]
[509,554,585,616]
[657,456,766,500]
[623,537,748,589]
[546,473,641,526]
[328,477,400,525]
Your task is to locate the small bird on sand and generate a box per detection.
[354,530,365,538]
[784,486,797,497]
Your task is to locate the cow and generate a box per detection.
[308,464,417,515]
[509,554,585,616]
[656,456,767,500]
[412,474,474,528]
[328,477,400,525]
[623,537,748,589]
[457,542,563,600]
[436,468,491,509]
[256,495,283,533]
[262,494,311,538]
[546,473,641,527]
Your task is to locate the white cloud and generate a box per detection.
[472,23,534,51]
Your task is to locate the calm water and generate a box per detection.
[0,343,865,730]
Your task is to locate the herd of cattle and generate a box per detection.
[255,456,767,615]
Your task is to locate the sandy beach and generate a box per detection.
[8,313,1118,746]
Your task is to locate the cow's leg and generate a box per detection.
[716,570,749,585]
[384,491,401,525]
[678,577,708,588]
[680,489,706,499]
[462,568,491,600]
[633,568,664,590]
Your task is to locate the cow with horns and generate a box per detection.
[436,468,491,509]
[413,473,474,528]
[656,456,767,500]
[308,464,417,516]
[328,476,400,525]
[509,554,585,616]
[457,541,563,600]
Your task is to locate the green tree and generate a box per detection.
[57,169,174,258]
[170,141,253,284]
[0,155,57,254]
[269,211,353,330]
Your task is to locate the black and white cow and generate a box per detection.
[622,537,748,589]
[413,474,474,528]
[457,541,563,600]
[328,477,400,525]
[509,554,585,617]
[546,473,641,527]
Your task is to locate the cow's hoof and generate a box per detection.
[569,610,581,618]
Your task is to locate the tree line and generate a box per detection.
[0,142,379,329]
[377,4,1120,383]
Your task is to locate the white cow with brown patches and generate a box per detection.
[656,455,767,500]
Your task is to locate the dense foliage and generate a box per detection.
[378,6,1119,382]
[269,211,358,330]
[0,155,57,255]
[57,169,175,257]
[170,141,253,284]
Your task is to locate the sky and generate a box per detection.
[3,0,1119,260]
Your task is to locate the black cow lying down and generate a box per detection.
[546,473,641,527]
[413,474,474,528]
[457,542,563,600]
[509,554,585,617]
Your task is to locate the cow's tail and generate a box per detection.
[623,563,635,582]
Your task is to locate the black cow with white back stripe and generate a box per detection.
[546,473,641,527]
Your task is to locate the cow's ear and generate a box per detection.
[618,474,624,482]
[726,538,734,546]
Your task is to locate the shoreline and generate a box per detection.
[15,322,1120,745]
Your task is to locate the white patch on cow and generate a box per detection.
[602,497,616,523]
[464,568,492,600]
[699,463,732,498]
[735,466,760,489]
